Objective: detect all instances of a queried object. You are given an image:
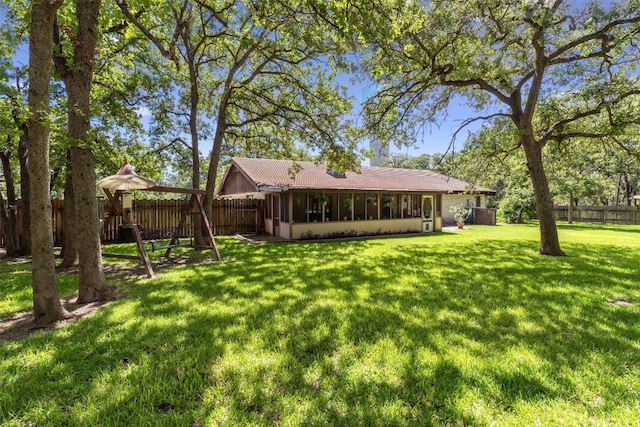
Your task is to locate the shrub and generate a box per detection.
[449,204,471,223]
[497,189,537,223]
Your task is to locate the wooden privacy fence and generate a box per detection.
[472,208,497,225]
[553,205,640,225]
[103,198,264,242]
[1,198,264,246]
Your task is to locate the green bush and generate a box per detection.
[497,188,537,223]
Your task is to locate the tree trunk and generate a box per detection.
[71,146,116,302]
[522,138,564,256]
[203,108,227,253]
[0,191,20,257]
[28,0,71,325]
[187,56,205,246]
[623,172,631,206]
[59,0,115,303]
[59,158,79,267]
[0,151,20,256]
[567,193,574,224]
[18,124,31,255]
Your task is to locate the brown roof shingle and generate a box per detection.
[222,157,495,194]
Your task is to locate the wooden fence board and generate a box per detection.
[1,197,264,246]
[472,208,497,225]
[553,205,640,225]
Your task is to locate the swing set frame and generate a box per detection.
[101,185,221,278]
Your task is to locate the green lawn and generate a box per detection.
[1,223,639,426]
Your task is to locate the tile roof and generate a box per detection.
[223,157,495,194]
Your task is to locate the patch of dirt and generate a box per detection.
[606,298,634,307]
[0,294,119,342]
[1,249,220,343]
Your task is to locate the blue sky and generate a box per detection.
[345,79,487,160]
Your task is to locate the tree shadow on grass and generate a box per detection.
[1,234,639,425]
[557,222,640,234]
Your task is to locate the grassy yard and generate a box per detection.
[1,223,639,426]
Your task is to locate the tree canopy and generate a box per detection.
[334,0,640,255]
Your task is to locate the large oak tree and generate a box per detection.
[28,0,71,325]
[53,0,116,302]
[342,0,640,255]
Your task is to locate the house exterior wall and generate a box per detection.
[280,222,292,240]
[290,218,422,240]
[442,194,486,225]
[218,167,257,195]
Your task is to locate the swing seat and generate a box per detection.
[141,228,193,252]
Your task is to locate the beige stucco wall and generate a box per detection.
[290,218,423,240]
[279,222,291,240]
[442,194,486,225]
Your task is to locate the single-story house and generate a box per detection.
[218,157,495,240]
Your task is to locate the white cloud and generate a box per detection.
[136,107,151,117]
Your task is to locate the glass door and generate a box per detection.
[422,196,434,232]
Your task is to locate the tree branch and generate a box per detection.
[52,15,71,79]
[547,15,640,64]
[448,112,512,154]
[115,0,182,67]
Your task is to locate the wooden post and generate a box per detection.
[163,195,195,258]
[132,223,154,278]
[195,194,221,261]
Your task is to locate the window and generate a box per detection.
[309,194,322,222]
[381,194,394,219]
[281,193,289,222]
[293,193,306,223]
[393,194,402,218]
[339,193,352,221]
[476,196,481,207]
[366,194,379,219]
[413,195,421,218]
[435,194,442,217]
[324,193,338,222]
[423,197,433,220]
[265,194,272,219]
[403,195,413,218]
[354,194,366,220]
